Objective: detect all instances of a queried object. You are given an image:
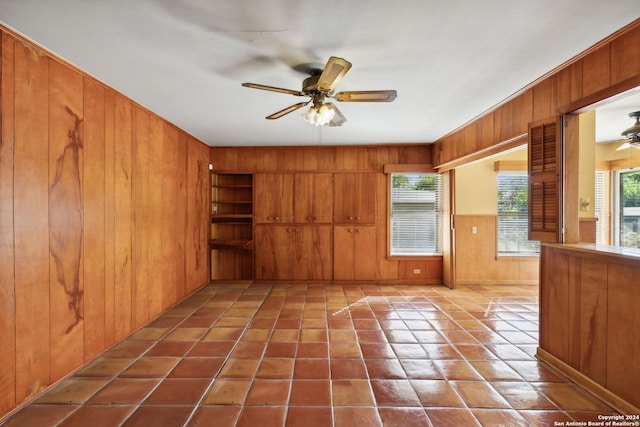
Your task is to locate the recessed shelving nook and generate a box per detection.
[209,172,254,280]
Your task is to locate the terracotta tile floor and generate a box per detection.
[1,283,619,427]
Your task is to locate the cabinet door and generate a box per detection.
[333,226,356,280]
[294,225,332,280]
[354,226,377,280]
[334,173,376,224]
[254,225,293,280]
[254,173,293,223]
[294,173,333,224]
[334,225,376,281]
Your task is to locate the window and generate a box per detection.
[613,169,640,249]
[497,171,540,257]
[390,173,441,256]
[594,171,609,245]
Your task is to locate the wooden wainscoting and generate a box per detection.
[455,215,539,285]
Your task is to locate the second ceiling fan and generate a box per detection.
[242,56,397,127]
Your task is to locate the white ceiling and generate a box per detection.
[0,1,638,147]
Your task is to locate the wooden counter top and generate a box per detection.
[542,242,640,264]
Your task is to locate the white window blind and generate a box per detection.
[390,173,441,256]
[497,171,540,257]
[594,171,607,244]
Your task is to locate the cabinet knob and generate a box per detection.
[348,216,354,220]
[275,216,279,221]
[306,216,312,221]
[348,229,353,233]
[356,216,361,221]
[313,216,318,220]
[355,229,360,233]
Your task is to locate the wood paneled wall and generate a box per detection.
[210,145,443,284]
[433,19,640,168]
[538,244,640,413]
[0,29,210,419]
[455,215,538,285]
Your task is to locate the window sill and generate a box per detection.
[495,255,540,261]
[389,254,443,260]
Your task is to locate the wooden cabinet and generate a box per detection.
[255,173,332,224]
[294,173,333,223]
[334,225,376,281]
[254,173,293,223]
[255,225,332,281]
[334,173,376,224]
[209,173,253,280]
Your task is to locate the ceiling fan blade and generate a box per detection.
[317,57,352,92]
[242,82,305,96]
[266,102,309,120]
[326,103,347,127]
[617,141,632,151]
[333,90,398,102]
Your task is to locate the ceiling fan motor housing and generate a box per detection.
[622,111,640,144]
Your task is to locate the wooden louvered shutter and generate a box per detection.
[528,117,562,242]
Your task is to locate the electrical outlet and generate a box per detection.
[472,226,477,234]
[413,269,421,274]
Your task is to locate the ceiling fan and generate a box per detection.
[242,56,397,127]
[616,110,640,151]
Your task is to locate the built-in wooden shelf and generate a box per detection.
[211,214,253,222]
[209,239,254,250]
[210,172,254,281]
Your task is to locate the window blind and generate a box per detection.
[497,171,540,257]
[594,171,607,244]
[390,173,441,256]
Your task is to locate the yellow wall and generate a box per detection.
[454,146,537,285]
[579,110,596,218]
[455,147,527,215]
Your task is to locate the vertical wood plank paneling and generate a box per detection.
[579,259,607,386]
[582,44,611,97]
[3,29,215,420]
[161,123,187,308]
[547,252,569,361]
[13,40,51,402]
[103,89,116,347]
[512,89,532,135]
[463,123,477,155]
[49,59,85,380]
[532,78,552,122]
[186,135,209,292]
[114,94,132,340]
[0,31,16,414]
[610,24,640,85]
[146,113,164,319]
[132,105,150,328]
[476,113,494,151]
[82,77,106,361]
[607,264,640,408]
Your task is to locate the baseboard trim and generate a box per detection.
[536,348,640,415]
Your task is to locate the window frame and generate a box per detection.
[496,170,540,258]
[388,172,442,258]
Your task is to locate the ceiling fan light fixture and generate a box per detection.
[304,103,335,126]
